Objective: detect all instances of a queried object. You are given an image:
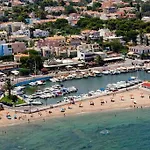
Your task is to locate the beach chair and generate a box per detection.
[60,108,66,112]
[6,115,11,119]
[79,103,83,107]
[90,101,94,105]
[111,99,115,102]
[14,114,17,119]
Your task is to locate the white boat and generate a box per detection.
[36,80,45,85]
[31,100,43,105]
[130,76,136,80]
[29,82,37,86]
[50,78,59,83]
[93,70,102,77]
[102,70,110,75]
[148,71,150,73]
[14,86,25,91]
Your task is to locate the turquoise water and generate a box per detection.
[1,108,150,150]
[25,71,150,105]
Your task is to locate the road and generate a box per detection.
[2,58,148,87]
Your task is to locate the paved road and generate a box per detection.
[2,58,148,87]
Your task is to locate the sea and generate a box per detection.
[1,108,150,150]
[0,71,150,150]
[24,71,150,105]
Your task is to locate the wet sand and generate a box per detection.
[0,88,149,127]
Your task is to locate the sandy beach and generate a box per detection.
[0,88,150,127]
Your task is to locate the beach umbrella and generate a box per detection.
[130,94,134,99]
[100,99,104,105]
[79,102,83,107]
[100,88,105,91]
[140,92,144,98]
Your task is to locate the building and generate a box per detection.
[77,43,102,61]
[14,53,29,62]
[99,28,122,42]
[11,42,26,54]
[67,13,81,26]
[37,35,65,48]
[9,35,29,42]
[142,16,150,22]
[0,22,25,34]
[104,35,123,42]
[41,45,77,57]
[102,0,117,14]
[66,35,82,46]
[0,62,20,70]
[81,30,100,40]
[0,43,12,56]
[77,43,100,52]
[99,28,113,37]
[33,29,49,38]
[45,6,65,14]
[129,46,150,55]
[103,6,116,14]
[13,29,31,37]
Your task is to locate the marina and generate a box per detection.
[12,69,149,106]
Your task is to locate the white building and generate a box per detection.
[99,28,113,37]
[99,28,122,42]
[129,46,150,55]
[77,43,100,52]
[13,29,31,37]
[81,30,100,40]
[33,29,49,38]
[77,43,103,61]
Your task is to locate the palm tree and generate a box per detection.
[4,78,12,98]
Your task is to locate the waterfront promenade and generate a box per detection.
[12,60,149,86]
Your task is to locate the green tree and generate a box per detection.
[146,26,150,33]
[94,55,104,66]
[92,2,101,10]
[24,50,39,55]
[127,30,138,43]
[19,68,30,76]
[104,40,124,53]
[54,19,68,29]
[65,5,76,14]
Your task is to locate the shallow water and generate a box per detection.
[1,108,150,150]
[24,71,150,105]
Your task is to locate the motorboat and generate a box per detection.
[36,80,45,85]
[29,82,37,86]
[93,70,102,77]
[50,78,59,82]
[31,100,43,105]
[102,70,110,75]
